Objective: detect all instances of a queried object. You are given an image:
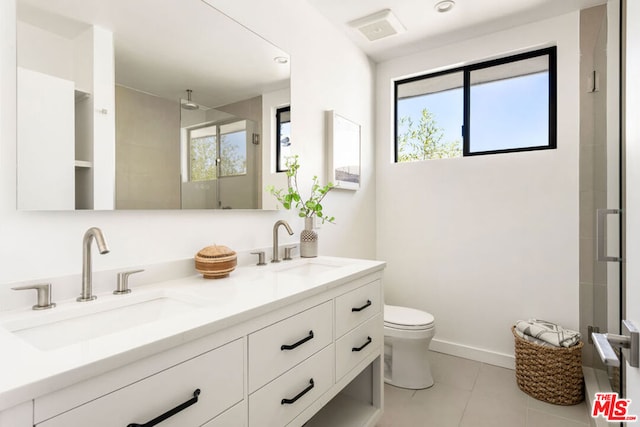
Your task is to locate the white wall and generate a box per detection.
[91,26,116,210]
[0,0,376,296]
[206,0,377,259]
[376,13,580,366]
[17,21,74,81]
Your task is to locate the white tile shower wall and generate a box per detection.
[0,1,376,286]
[115,85,181,209]
[375,12,581,367]
[579,5,607,368]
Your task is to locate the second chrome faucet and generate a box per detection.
[272,220,294,263]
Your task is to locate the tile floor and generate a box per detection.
[377,351,592,427]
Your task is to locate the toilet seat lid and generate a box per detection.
[384,305,434,328]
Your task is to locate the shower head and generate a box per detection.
[182,102,199,110]
[182,89,199,110]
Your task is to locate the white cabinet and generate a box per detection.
[248,301,333,392]
[36,339,244,427]
[335,280,381,338]
[249,345,334,427]
[17,67,75,210]
[0,401,32,427]
[301,278,384,427]
[336,314,383,381]
[202,401,246,427]
[250,276,385,427]
[8,266,384,427]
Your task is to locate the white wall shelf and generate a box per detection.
[74,89,90,102]
[74,160,92,168]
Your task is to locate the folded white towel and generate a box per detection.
[514,328,556,348]
[515,319,581,348]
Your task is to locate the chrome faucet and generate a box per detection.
[272,220,294,263]
[77,227,110,302]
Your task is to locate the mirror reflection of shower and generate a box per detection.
[179,93,259,210]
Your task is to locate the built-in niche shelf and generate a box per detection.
[74,160,92,168]
[74,87,93,209]
[74,88,91,102]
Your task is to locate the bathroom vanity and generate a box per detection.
[0,256,385,427]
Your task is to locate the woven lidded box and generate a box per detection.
[512,326,584,405]
[195,245,237,279]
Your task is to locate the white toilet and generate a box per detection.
[383,304,436,389]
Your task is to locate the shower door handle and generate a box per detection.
[592,320,639,368]
[592,332,621,367]
[596,209,621,262]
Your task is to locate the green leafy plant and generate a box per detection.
[398,108,462,161]
[267,155,336,224]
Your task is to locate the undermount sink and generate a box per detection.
[1,290,203,351]
[274,259,345,277]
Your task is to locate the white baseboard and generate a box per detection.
[429,338,515,370]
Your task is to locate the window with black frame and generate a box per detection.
[276,106,291,172]
[394,46,556,162]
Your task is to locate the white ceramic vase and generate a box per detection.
[300,217,318,258]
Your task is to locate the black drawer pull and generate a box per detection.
[281,330,314,350]
[352,336,373,352]
[281,379,314,405]
[351,300,372,312]
[127,389,200,427]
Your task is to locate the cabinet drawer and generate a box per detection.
[336,314,382,381]
[249,344,333,427]
[37,339,244,427]
[335,280,381,338]
[248,301,332,392]
[202,401,246,427]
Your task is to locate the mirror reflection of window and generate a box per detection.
[276,106,291,172]
[188,120,248,182]
[189,125,217,181]
[219,121,248,177]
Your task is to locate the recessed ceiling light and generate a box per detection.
[434,0,455,13]
[274,56,289,64]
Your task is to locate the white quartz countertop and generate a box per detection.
[0,256,385,411]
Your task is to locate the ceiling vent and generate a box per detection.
[348,9,406,42]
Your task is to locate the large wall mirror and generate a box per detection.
[16,0,290,210]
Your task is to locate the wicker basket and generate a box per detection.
[512,326,584,405]
[195,245,237,279]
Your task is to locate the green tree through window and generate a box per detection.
[394,47,555,160]
[397,108,462,161]
[190,135,217,181]
[189,123,248,181]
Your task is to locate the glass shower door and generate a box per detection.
[579,2,622,393]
